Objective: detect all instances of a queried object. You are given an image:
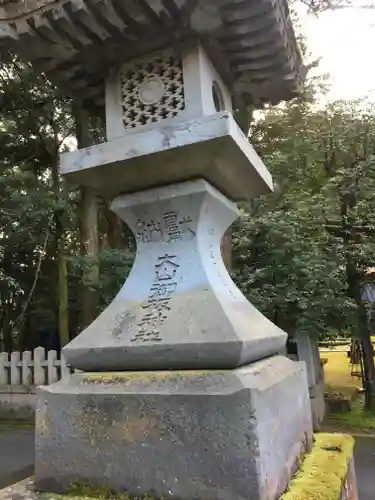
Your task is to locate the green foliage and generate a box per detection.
[70,248,134,308]
[0,55,133,350]
[233,204,349,337]
[326,396,375,433]
[233,90,375,340]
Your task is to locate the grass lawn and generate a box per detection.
[0,421,33,430]
[322,351,360,397]
[322,349,375,434]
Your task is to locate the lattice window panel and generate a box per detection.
[119,50,185,130]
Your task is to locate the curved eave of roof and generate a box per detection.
[0,0,304,109]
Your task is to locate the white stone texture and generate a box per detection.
[60,111,272,201]
[63,179,286,372]
[309,379,326,431]
[105,43,232,141]
[21,351,32,386]
[10,351,21,385]
[0,347,74,388]
[295,334,326,430]
[295,334,323,388]
[33,347,46,387]
[47,350,58,385]
[0,347,76,420]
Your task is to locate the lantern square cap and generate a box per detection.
[60,112,272,201]
[0,0,304,109]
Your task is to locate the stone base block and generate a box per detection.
[0,435,357,500]
[35,356,312,500]
[309,380,326,431]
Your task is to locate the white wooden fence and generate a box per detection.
[0,347,74,387]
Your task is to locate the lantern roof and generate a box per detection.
[0,0,304,108]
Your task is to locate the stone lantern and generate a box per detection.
[0,2,312,499]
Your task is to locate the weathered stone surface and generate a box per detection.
[0,478,38,500]
[105,42,234,142]
[309,379,326,431]
[2,437,360,500]
[60,112,272,201]
[35,356,313,500]
[0,0,304,108]
[325,393,352,414]
[63,179,286,372]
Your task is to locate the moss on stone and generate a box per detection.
[83,370,224,383]
[280,433,355,500]
[41,482,162,500]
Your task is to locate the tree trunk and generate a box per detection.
[336,172,375,410]
[51,152,70,347]
[80,186,99,328]
[105,201,122,249]
[17,310,30,351]
[6,300,14,352]
[75,103,99,329]
[58,238,69,347]
[221,229,232,272]
[356,295,375,410]
[345,252,375,410]
[0,301,12,352]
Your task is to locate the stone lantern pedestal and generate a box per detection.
[34,57,313,495]
[36,178,312,498]
[35,177,312,499]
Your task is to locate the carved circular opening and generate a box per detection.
[139,77,165,105]
[212,81,225,112]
